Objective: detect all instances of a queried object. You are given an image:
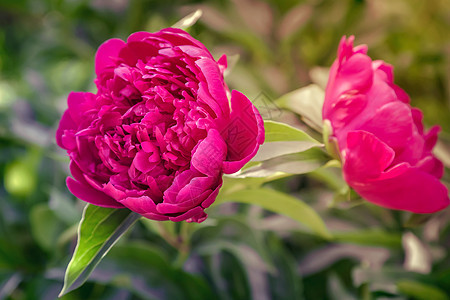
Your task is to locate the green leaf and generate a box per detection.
[277,84,325,132]
[309,67,330,90]
[397,280,449,300]
[104,242,215,300]
[334,229,402,249]
[236,148,329,178]
[59,205,141,297]
[237,121,328,178]
[252,121,323,162]
[30,204,65,251]
[323,119,341,161]
[252,141,322,162]
[263,120,321,143]
[219,188,332,239]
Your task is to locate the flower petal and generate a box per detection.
[168,206,206,222]
[343,130,395,181]
[351,166,449,214]
[358,101,413,151]
[222,90,265,174]
[66,177,124,208]
[95,38,126,76]
[191,129,227,176]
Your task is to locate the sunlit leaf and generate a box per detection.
[277,84,325,132]
[219,188,332,239]
[252,141,322,162]
[263,120,321,143]
[172,9,203,29]
[237,148,329,178]
[59,205,141,297]
[309,67,330,90]
[251,120,323,162]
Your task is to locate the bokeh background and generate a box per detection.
[1,0,450,299]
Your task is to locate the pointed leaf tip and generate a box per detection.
[59,205,141,297]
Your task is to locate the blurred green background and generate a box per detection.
[1,0,450,299]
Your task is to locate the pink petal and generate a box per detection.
[196,58,230,117]
[411,108,424,134]
[191,129,227,176]
[350,166,449,214]
[156,189,210,214]
[127,31,153,43]
[416,156,444,178]
[56,110,76,150]
[164,169,197,202]
[103,181,127,201]
[343,131,395,181]
[66,177,124,208]
[222,90,265,174]
[177,45,209,59]
[424,126,441,152]
[133,151,154,173]
[201,179,222,208]
[324,93,367,128]
[157,175,218,214]
[168,206,206,222]
[357,101,413,151]
[156,28,210,53]
[142,212,170,221]
[338,53,373,92]
[95,38,126,76]
[67,92,91,124]
[119,41,159,66]
[324,55,372,119]
[118,195,158,215]
[217,54,227,75]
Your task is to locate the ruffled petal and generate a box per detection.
[95,38,126,76]
[66,177,124,208]
[350,166,449,214]
[118,195,158,215]
[343,131,395,182]
[196,57,230,118]
[55,110,76,150]
[191,129,227,176]
[222,90,265,174]
[169,206,206,223]
[357,101,413,151]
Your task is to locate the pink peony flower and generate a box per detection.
[323,36,449,213]
[56,28,264,222]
